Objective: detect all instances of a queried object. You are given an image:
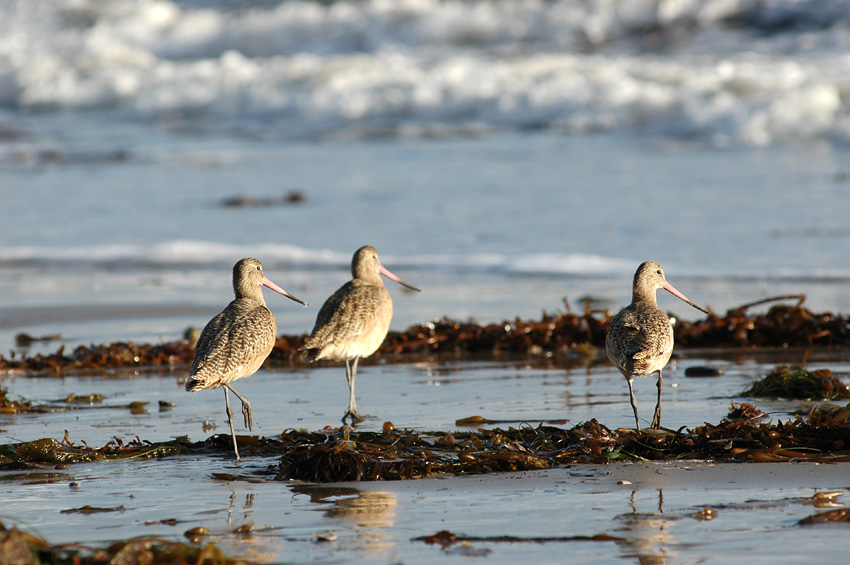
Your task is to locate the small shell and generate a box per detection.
[315,531,337,542]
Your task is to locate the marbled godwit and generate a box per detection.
[302,246,420,423]
[186,257,306,460]
[606,261,707,430]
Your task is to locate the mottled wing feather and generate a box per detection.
[190,309,229,375]
[188,299,277,389]
[607,305,673,376]
[303,281,388,355]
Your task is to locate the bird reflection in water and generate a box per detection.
[226,491,255,525]
[209,489,282,563]
[613,489,677,565]
[293,485,398,552]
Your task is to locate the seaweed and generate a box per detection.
[0,387,159,416]
[1,341,194,375]
[3,406,850,479]
[675,296,849,348]
[414,529,624,546]
[726,402,766,421]
[3,295,847,375]
[0,520,255,564]
[742,365,850,400]
[0,386,32,414]
[799,508,850,525]
[0,433,193,469]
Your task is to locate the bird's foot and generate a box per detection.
[242,402,253,431]
[342,409,368,425]
[650,412,661,430]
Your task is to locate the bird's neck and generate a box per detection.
[235,282,265,305]
[632,288,658,308]
[355,273,383,287]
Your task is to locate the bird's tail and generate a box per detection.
[185,375,208,392]
[301,347,320,363]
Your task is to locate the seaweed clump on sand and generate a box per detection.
[377,307,610,357]
[674,295,850,348]
[233,406,850,479]
[0,519,255,565]
[0,433,192,470]
[382,295,850,355]
[0,341,195,374]
[4,406,850,479]
[2,296,849,374]
[742,365,850,400]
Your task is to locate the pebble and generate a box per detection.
[685,366,725,378]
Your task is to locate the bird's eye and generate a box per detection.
[656,270,662,275]
[256,266,261,271]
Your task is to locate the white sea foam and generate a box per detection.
[3,240,849,282]
[2,0,850,146]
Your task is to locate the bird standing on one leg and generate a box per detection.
[606,261,707,430]
[302,245,420,424]
[186,257,306,460]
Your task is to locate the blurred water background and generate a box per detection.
[3,0,850,353]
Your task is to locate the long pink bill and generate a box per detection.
[662,282,708,314]
[263,277,308,307]
[379,265,421,292]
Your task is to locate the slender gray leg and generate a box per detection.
[224,387,241,461]
[342,358,364,424]
[651,370,663,430]
[224,384,253,431]
[627,377,640,431]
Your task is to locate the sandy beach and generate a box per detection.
[3,342,850,563]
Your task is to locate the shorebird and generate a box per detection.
[186,257,306,460]
[302,245,420,424]
[606,261,707,430]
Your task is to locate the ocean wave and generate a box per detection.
[2,0,850,145]
[0,240,617,273]
[3,240,850,282]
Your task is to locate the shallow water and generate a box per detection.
[3,131,850,359]
[3,351,850,563]
[5,457,850,564]
[5,348,848,444]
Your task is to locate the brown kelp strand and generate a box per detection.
[0,386,157,415]
[4,407,850,478]
[0,386,33,413]
[414,529,624,546]
[0,520,256,565]
[4,296,848,374]
[799,508,850,525]
[726,402,767,421]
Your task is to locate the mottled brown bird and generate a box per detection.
[606,261,707,430]
[186,257,306,460]
[302,246,420,423]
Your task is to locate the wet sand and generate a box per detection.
[5,455,847,564]
[350,460,850,494]
[3,352,850,563]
